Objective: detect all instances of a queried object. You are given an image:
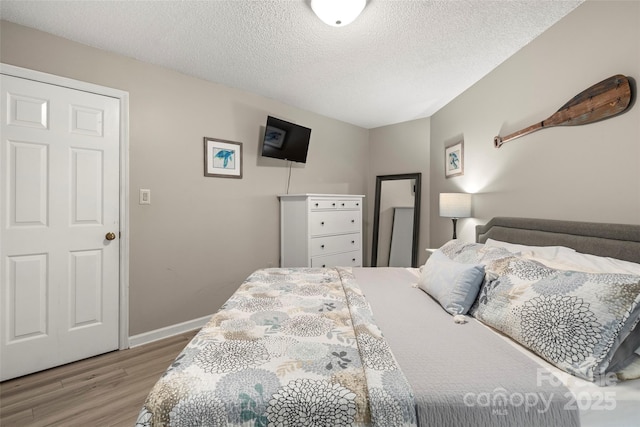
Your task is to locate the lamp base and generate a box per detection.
[451,218,458,239]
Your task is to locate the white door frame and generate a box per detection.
[1,63,130,350]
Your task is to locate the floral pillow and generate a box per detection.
[438,240,485,263]
[470,253,640,384]
[438,239,517,268]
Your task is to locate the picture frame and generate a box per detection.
[445,140,464,178]
[204,137,243,178]
[263,125,286,148]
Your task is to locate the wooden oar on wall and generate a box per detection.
[494,74,633,148]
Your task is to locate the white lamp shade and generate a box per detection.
[439,193,472,218]
[311,0,366,27]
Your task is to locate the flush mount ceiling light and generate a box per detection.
[311,0,366,27]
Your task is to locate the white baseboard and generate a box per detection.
[128,314,212,348]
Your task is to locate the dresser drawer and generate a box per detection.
[310,199,338,210]
[310,198,362,211]
[311,251,361,268]
[310,210,361,236]
[336,199,362,210]
[310,233,360,257]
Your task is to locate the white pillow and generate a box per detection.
[485,238,640,275]
[483,238,575,260]
[540,247,640,275]
[616,354,640,381]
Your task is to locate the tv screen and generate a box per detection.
[261,116,312,163]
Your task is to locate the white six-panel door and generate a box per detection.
[0,74,120,381]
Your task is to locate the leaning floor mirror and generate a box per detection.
[371,173,421,268]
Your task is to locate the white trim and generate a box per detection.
[128,315,212,348]
[0,63,131,350]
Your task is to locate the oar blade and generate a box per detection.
[559,74,629,110]
[548,75,632,127]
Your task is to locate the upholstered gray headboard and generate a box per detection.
[476,217,640,264]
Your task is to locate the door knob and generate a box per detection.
[105,232,116,241]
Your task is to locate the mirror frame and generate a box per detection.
[371,173,421,268]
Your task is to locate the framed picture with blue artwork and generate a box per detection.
[204,137,243,178]
[445,140,464,178]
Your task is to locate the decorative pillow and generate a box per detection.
[471,253,640,384]
[418,250,485,315]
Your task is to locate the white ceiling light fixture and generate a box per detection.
[311,0,366,27]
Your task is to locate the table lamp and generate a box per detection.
[439,193,472,239]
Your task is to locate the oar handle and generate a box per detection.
[494,122,544,148]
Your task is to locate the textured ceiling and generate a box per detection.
[0,0,583,129]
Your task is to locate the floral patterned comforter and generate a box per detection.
[136,267,417,427]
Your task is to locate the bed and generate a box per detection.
[136,217,640,426]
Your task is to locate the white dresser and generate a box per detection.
[279,194,364,268]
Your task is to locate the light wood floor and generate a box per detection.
[0,330,198,426]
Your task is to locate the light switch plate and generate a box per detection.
[139,189,151,205]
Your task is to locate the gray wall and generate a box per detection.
[0,21,370,335]
[429,0,640,247]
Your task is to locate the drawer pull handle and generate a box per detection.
[351,219,355,223]
[341,203,345,206]
[356,203,359,206]
[315,203,319,207]
[321,245,325,249]
[352,258,356,262]
[332,203,336,206]
[351,240,355,244]
[321,222,325,226]
[322,264,326,268]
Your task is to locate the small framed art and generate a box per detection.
[263,125,286,148]
[204,137,243,178]
[445,140,464,178]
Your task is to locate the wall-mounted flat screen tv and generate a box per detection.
[261,116,312,163]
